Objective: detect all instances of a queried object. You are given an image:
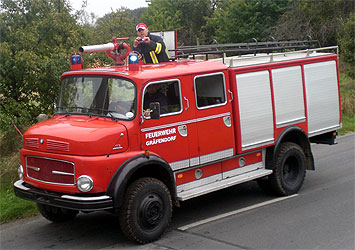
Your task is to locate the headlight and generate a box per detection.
[18,165,24,181]
[76,175,93,192]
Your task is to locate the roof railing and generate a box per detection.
[170,38,319,63]
[225,46,338,66]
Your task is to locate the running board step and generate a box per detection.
[177,169,273,201]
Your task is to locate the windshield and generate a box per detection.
[56,76,136,120]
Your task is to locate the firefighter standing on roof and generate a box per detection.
[133,23,169,64]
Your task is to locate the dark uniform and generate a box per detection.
[134,33,169,64]
[143,90,168,114]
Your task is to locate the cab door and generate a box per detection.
[140,77,194,171]
[193,72,235,165]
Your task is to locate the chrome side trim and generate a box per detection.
[242,138,274,151]
[169,148,233,171]
[170,159,190,171]
[276,117,306,128]
[141,112,231,132]
[308,124,341,137]
[189,157,200,167]
[61,195,111,201]
[200,148,234,165]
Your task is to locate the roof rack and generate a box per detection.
[171,37,318,62]
[223,46,339,68]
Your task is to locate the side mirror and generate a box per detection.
[149,102,160,120]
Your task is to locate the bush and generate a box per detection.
[338,14,355,78]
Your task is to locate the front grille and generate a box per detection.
[25,138,39,149]
[47,139,70,152]
[26,156,75,185]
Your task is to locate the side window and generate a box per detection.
[143,80,182,117]
[195,73,226,109]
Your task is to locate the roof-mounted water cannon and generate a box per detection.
[79,37,131,65]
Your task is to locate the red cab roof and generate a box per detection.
[62,60,227,82]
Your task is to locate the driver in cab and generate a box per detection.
[143,84,168,117]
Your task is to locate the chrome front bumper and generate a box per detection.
[14,180,113,211]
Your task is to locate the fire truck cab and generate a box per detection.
[14,41,341,243]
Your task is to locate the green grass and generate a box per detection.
[338,72,355,135]
[0,182,37,224]
[338,115,355,135]
[0,152,38,224]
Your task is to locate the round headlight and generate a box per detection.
[77,175,93,192]
[18,165,24,181]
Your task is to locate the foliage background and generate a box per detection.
[0,0,354,222]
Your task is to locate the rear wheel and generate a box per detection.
[37,203,78,222]
[258,142,306,196]
[270,142,306,195]
[119,177,172,244]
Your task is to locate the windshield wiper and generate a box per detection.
[55,106,123,121]
[56,106,89,112]
[66,106,90,112]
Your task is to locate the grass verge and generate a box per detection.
[0,152,37,224]
[338,115,355,135]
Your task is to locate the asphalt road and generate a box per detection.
[1,134,354,249]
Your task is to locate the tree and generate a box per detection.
[273,0,354,46]
[0,0,85,137]
[205,0,290,44]
[141,0,214,45]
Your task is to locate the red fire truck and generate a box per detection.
[14,39,341,243]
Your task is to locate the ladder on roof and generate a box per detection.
[170,37,318,61]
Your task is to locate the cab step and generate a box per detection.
[177,168,273,201]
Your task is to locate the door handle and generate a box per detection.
[228,90,233,102]
[184,97,189,111]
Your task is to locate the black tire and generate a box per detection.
[37,203,78,222]
[269,142,306,196]
[119,177,172,244]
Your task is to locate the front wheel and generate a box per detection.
[119,177,172,244]
[37,203,78,222]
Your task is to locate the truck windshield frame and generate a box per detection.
[56,75,137,121]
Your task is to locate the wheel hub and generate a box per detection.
[283,156,299,185]
[139,194,164,230]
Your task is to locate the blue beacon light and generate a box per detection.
[129,54,139,63]
[128,53,140,71]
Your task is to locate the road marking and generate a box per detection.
[178,194,298,231]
